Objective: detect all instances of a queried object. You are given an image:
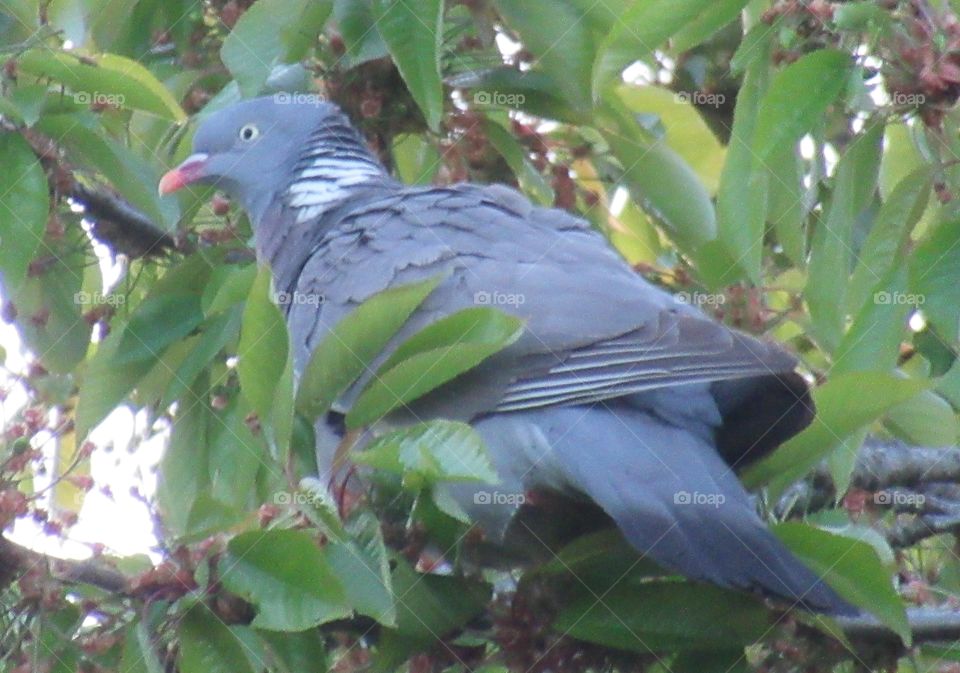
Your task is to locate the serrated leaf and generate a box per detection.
[346,308,523,428]
[354,420,497,484]
[392,133,440,185]
[327,511,396,625]
[220,530,349,631]
[295,276,442,421]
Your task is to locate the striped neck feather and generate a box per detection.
[285,119,385,222]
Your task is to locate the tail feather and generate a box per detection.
[538,405,857,615]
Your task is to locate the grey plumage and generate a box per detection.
[161,96,855,615]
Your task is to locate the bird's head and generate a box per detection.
[159,95,380,221]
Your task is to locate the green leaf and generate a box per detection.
[484,120,554,205]
[672,0,751,51]
[162,306,242,407]
[0,132,48,293]
[713,25,771,285]
[202,263,257,315]
[879,122,925,200]
[77,252,218,438]
[157,377,211,537]
[295,276,442,421]
[258,630,328,673]
[593,0,723,95]
[910,214,960,342]
[121,622,161,673]
[774,522,909,644]
[392,133,440,185]
[354,420,498,484]
[449,68,588,123]
[493,0,594,112]
[388,557,489,640]
[833,265,910,375]
[554,582,769,651]
[221,0,332,96]
[115,294,204,365]
[346,308,523,428]
[327,511,397,625]
[207,398,269,510]
[333,0,388,67]
[806,120,883,352]
[752,49,849,163]
[885,389,958,447]
[178,604,256,673]
[767,141,807,266]
[742,372,930,497]
[238,266,289,430]
[846,168,931,316]
[220,530,349,631]
[373,0,444,131]
[18,50,185,120]
[9,247,89,374]
[598,101,716,255]
[616,84,726,194]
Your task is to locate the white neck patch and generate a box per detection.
[285,155,382,223]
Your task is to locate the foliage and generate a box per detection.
[1,0,960,671]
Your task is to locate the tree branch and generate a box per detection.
[0,535,128,594]
[70,183,185,258]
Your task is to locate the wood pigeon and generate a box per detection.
[160,95,855,615]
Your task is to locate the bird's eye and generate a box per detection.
[238,124,260,142]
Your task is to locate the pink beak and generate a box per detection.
[158,153,209,195]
